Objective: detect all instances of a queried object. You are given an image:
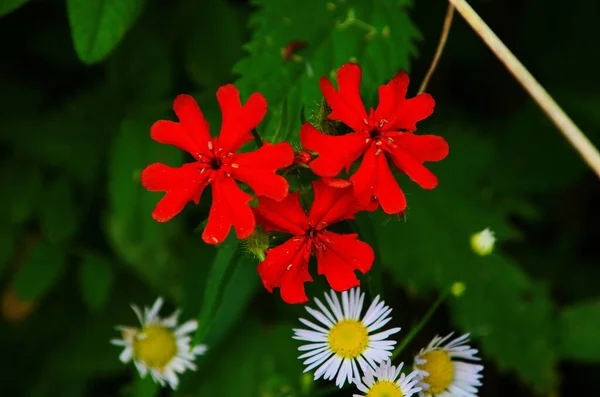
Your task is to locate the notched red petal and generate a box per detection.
[141,162,209,222]
[230,142,294,201]
[217,84,267,153]
[300,122,367,177]
[202,175,255,244]
[316,231,374,292]
[257,238,312,304]
[254,192,308,235]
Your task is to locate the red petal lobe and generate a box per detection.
[229,142,294,200]
[254,192,308,235]
[375,71,409,122]
[390,133,449,162]
[316,231,373,292]
[308,179,360,226]
[202,175,255,244]
[141,162,209,222]
[150,95,212,156]
[320,63,368,132]
[300,122,367,177]
[217,84,267,153]
[257,237,313,304]
[350,146,407,214]
[388,93,435,132]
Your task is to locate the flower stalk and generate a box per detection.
[449,0,600,179]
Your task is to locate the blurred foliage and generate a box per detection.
[0,0,599,396]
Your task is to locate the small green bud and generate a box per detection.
[246,226,270,261]
[451,282,466,297]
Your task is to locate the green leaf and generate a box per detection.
[234,0,419,144]
[105,104,184,295]
[559,299,600,361]
[78,253,113,311]
[39,178,79,243]
[13,242,67,300]
[67,0,144,64]
[0,0,28,17]
[194,321,304,397]
[204,253,261,346]
[194,234,240,344]
[372,125,558,391]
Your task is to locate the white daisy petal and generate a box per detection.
[294,288,401,388]
[413,332,483,397]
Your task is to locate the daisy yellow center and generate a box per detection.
[327,319,369,358]
[132,325,178,369]
[417,349,455,394]
[366,380,404,397]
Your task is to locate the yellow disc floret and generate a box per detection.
[366,380,404,397]
[417,349,455,394]
[133,325,178,369]
[328,319,369,358]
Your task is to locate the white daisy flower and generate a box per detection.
[293,288,401,388]
[413,333,484,397]
[354,360,422,397]
[470,228,496,256]
[110,297,207,390]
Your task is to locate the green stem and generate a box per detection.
[251,128,264,147]
[391,289,450,359]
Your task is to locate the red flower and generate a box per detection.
[141,87,295,245]
[254,179,374,304]
[300,63,449,214]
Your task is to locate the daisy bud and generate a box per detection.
[246,226,270,262]
[470,228,496,256]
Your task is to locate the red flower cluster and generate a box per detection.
[141,63,448,303]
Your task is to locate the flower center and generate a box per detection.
[132,325,178,370]
[417,349,455,394]
[369,128,382,140]
[366,380,404,397]
[210,156,222,170]
[327,319,369,358]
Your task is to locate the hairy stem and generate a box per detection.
[449,0,600,178]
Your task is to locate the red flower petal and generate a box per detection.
[350,145,407,214]
[217,84,267,153]
[229,142,294,201]
[388,94,435,132]
[389,132,449,162]
[202,174,255,244]
[373,71,435,132]
[257,237,313,304]
[308,179,360,227]
[300,122,367,177]
[316,231,373,292]
[374,71,409,122]
[388,146,440,190]
[141,162,209,222]
[150,94,212,156]
[254,192,308,235]
[320,63,368,132]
